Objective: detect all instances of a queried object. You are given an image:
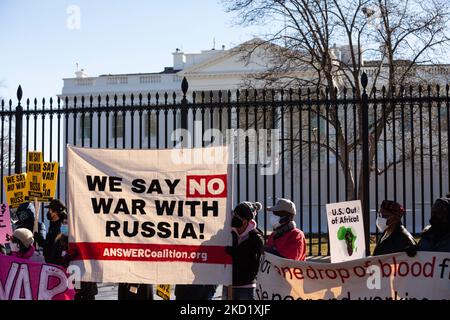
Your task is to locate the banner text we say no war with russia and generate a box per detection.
[67,145,233,285]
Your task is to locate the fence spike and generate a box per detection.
[361,72,368,90]
[17,85,23,103]
[181,77,188,96]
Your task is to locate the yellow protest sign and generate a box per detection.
[25,151,43,200]
[39,162,59,202]
[156,285,171,300]
[3,173,28,208]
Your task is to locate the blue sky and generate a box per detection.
[0,0,258,101]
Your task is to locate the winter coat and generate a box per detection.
[373,224,417,256]
[51,233,98,300]
[418,226,450,252]
[267,228,306,261]
[227,226,264,287]
[34,220,61,263]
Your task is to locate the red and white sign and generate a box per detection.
[66,145,233,285]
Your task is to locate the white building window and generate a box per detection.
[140,75,161,84]
[173,75,182,82]
[112,115,124,139]
[144,114,157,138]
[107,76,128,85]
[75,79,94,86]
[81,116,91,139]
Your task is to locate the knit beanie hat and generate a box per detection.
[13,228,34,248]
[234,202,262,220]
[380,200,405,217]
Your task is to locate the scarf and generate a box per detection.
[12,245,36,260]
[273,221,296,240]
[232,220,257,245]
[380,215,402,242]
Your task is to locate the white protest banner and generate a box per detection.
[256,252,450,300]
[67,145,233,284]
[326,200,365,263]
[0,203,13,244]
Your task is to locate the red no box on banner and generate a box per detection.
[186,174,227,198]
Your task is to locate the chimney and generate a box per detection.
[75,68,88,78]
[173,49,185,70]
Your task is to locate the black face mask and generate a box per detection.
[232,216,243,228]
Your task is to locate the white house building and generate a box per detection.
[58,39,450,235]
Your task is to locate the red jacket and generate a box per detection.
[267,228,306,261]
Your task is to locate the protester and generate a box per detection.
[13,202,46,244]
[265,198,306,261]
[225,201,264,300]
[8,228,44,262]
[418,197,450,252]
[175,285,217,300]
[373,200,416,256]
[47,208,99,300]
[32,199,67,263]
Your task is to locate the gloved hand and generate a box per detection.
[33,232,43,242]
[263,245,280,256]
[405,245,418,258]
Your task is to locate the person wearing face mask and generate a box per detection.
[225,201,264,300]
[33,199,67,263]
[13,202,46,246]
[373,200,416,256]
[265,198,306,261]
[8,228,44,262]
[418,197,450,252]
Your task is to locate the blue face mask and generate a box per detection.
[60,224,69,236]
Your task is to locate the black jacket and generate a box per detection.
[418,226,450,252]
[38,220,61,263]
[373,224,416,256]
[227,228,264,286]
[49,234,98,300]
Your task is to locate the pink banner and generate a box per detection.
[0,203,13,244]
[0,254,75,300]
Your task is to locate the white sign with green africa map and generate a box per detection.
[326,200,366,263]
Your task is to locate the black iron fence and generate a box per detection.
[1,74,449,256]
